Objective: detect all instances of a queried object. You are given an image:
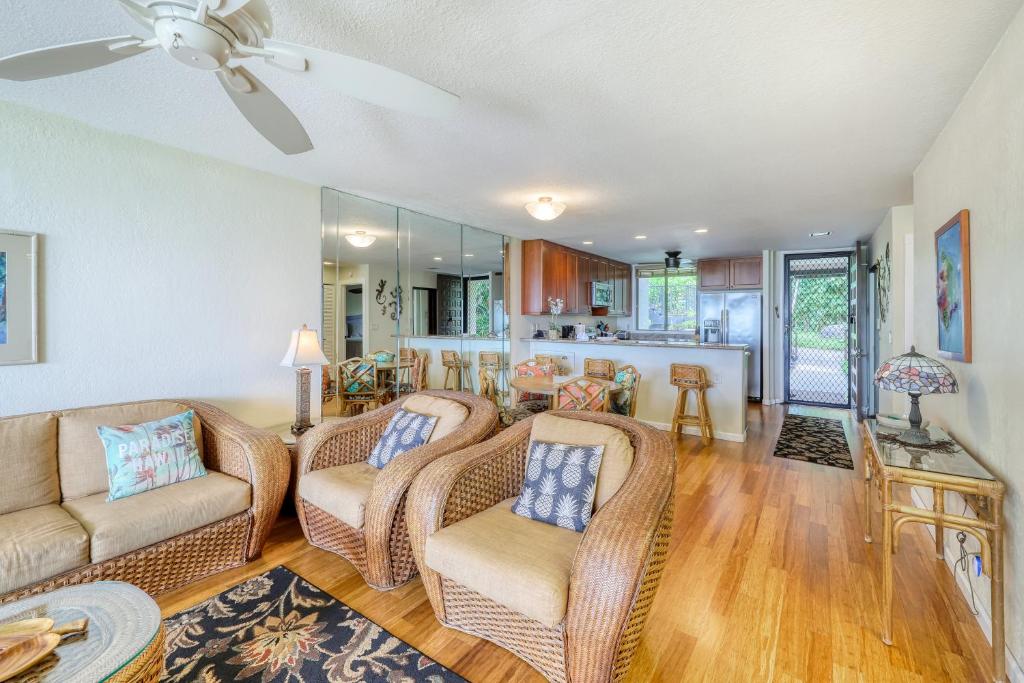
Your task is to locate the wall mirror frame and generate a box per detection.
[321,187,510,416]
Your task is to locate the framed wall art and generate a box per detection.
[0,231,39,365]
[934,210,971,362]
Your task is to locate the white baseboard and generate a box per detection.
[641,420,747,442]
[909,486,1024,682]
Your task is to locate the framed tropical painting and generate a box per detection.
[934,210,971,362]
[0,231,38,365]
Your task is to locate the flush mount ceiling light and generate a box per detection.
[433,256,443,261]
[345,230,376,248]
[525,196,566,221]
[809,231,832,237]
[634,235,647,240]
[464,253,474,258]
[694,228,709,234]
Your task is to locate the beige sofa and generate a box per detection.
[0,399,289,603]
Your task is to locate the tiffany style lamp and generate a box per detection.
[874,346,958,444]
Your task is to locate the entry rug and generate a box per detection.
[162,566,467,682]
[772,413,853,470]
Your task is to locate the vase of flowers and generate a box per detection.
[547,297,564,339]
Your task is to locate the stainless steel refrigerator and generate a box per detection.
[699,291,762,399]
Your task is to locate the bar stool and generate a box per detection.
[670,363,713,445]
[478,351,509,406]
[584,357,616,380]
[441,349,474,392]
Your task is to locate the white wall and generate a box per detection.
[869,205,913,416]
[912,4,1024,676]
[0,101,321,428]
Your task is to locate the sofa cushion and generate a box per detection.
[58,402,203,501]
[61,471,249,563]
[425,498,582,628]
[0,412,59,515]
[298,462,378,529]
[531,413,634,510]
[367,409,439,469]
[401,394,469,443]
[98,409,207,501]
[0,504,90,594]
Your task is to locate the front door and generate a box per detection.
[784,252,854,407]
[851,241,871,420]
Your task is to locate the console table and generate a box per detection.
[861,419,1006,682]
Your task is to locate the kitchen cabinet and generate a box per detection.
[521,240,633,316]
[698,256,762,290]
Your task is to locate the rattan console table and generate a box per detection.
[861,419,1006,682]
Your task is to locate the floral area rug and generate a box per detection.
[771,413,854,470]
[162,566,467,682]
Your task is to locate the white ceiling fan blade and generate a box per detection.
[216,66,313,155]
[0,36,152,81]
[262,39,459,118]
[114,0,157,22]
[210,0,252,16]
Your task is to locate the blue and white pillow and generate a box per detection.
[512,440,604,531]
[367,409,439,469]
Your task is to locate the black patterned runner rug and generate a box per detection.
[162,565,467,682]
[772,413,854,470]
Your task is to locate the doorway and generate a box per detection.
[784,252,853,407]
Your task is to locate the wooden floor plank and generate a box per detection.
[155,403,994,682]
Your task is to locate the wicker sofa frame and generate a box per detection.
[1,399,289,605]
[295,390,499,590]
[407,411,675,683]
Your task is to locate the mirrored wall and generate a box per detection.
[321,187,510,416]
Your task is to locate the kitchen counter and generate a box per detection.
[398,335,509,341]
[519,337,748,351]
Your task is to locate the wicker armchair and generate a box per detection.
[408,412,675,683]
[295,391,498,590]
[1,399,288,604]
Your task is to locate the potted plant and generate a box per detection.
[547,297,564,340]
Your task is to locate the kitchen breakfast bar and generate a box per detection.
[521,338,751,441]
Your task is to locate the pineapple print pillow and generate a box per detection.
[513,441,605,532]
[367,409,439,469]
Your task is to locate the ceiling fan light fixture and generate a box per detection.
[525,196,566,221]
[345,230,376,248]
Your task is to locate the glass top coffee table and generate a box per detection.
[0,582,164,682]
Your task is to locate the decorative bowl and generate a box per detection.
[373,351,396,363]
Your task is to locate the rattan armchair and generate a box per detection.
[295,391,498,590]
[408,411,675,683]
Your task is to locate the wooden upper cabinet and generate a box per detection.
[698,256,762,290]
[521,240,632,316]
[730,257,762,289]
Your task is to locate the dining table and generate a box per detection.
[509,374,623,409]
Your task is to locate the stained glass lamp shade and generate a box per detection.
[874,346,958,444]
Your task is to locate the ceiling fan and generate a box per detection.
[0,0,460,154]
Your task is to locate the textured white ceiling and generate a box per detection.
[1,0,1020,262]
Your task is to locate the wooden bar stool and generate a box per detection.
[441,349,474,392]
[670,363,713,445]
[478,351,508,406]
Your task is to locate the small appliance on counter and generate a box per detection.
[574,323,589,341]
[615,330,631,340]
[702,319,722,344]
[561,324,576,339]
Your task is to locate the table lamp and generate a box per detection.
[874,346,958,445]
[281,324,329,435]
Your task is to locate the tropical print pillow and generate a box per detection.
[513,440,604,532]
[98,409,206,502]
[367,409,439,469]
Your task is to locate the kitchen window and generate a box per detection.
[636,265,698,331]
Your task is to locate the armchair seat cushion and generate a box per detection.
[62,472,250,563]
[0,505,90,594]
[424,497,582,628]
[298,462,379,529]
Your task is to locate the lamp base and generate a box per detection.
[900,391,931,445]
[291,366,313,436]
[897,427,932,445]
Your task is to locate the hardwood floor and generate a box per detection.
[156,404,994,682]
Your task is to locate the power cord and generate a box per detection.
[951,500,980,616]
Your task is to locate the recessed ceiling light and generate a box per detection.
[809,231,832,237]
[323,260,334,266]
[525,196,567,221]
[464,253,474,258]
[433,256,443,261]
[344,230,376,248]
[634,235,647,240]
[582,240,594,245]
[694,228,709,234]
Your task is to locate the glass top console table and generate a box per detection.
[861,419,1006,681]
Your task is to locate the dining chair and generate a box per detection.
[583,357,616,381]
[611,364,641,418]
[339,357,381,415]
[534,354,564,374]
[556,376,611,412]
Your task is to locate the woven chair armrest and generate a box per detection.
[363,393,499,587]
[563,416,676,682]
[408,417,534,617]
[296,402,402,477]
[182,400,290,559]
